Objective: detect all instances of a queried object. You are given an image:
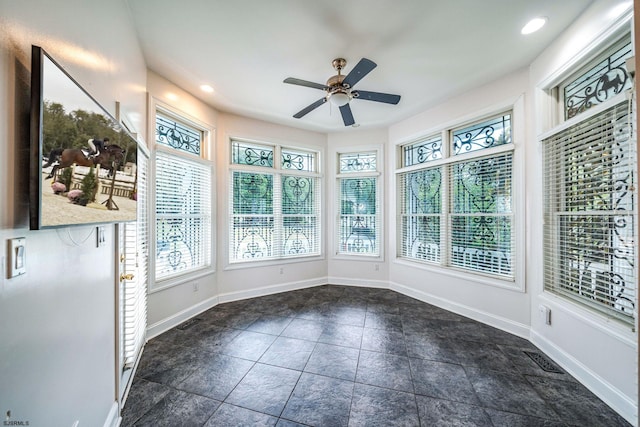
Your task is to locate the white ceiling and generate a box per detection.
[126,0,594,132]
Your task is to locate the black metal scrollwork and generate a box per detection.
[340,153,377,172]
[240,147,274,167]
[453,115,511,155]
[403,138,442,166]
[564,40,632,119]
[156,115,201,155]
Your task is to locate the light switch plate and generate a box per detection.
[8,238,26,278]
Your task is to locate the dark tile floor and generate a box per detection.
[121,285,630,427]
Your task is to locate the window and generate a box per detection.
[337,151,381,256]
[154,111,212,282]
[398,112,515,279]
[229,140,320,263]
[543,37,636,326]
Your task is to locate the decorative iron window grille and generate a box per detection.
[563,36,633,120]
[155,113,202,156]
[282,148,316,172]
[452,113,511,155]
[339,151,377,173]
[397,111,515,280]
[232,140,274,168]
[229,140,321,263]
[403,135,442,166]
[543,100,636,326]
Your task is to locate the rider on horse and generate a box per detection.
[87,137,109,157]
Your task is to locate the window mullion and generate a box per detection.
[441,163,450,268]
[441,128,451,268]
[274,173,283,259]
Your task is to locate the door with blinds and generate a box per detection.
[118,149,149,405]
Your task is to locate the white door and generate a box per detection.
[118,149,149,406]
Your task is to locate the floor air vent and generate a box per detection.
[177,318,201,330]
[523,351,564,374]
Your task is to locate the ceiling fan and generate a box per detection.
[284,57,401,126]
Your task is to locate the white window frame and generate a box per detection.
[334,146,383,260]
[149,101,215,292]
[227,138,322,266]
[539,23,636,328]
[393,100,525,291]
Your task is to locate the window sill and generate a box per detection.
[332,253,383,262]
[392,258,523,292]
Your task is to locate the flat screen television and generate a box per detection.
[30,45,139,229]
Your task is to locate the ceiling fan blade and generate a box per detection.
[353,90,401,105]
[339,104,355,126]
[341,58,376,89]
[293,97,327,118]
[284,77,329,91]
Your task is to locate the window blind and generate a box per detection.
[281,175,321,257]
[230,171,275,261]
[155,151,211,279]
[398,167,442,263]
[543,100,636,326]
[449,153,514,277]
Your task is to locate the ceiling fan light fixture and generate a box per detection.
[329,91,351,107]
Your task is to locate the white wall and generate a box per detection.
[527,1,637,423]
[0,1,146,426]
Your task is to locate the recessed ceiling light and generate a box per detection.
[200,84,214,93]
[521,17,547,35]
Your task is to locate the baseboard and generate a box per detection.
[218,276,328,303]
[530,330,638,426]
[103,401,120,427]
[389,281,530,339]
[327,276,388,289]
[146,295,219,340]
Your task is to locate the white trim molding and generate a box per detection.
[146,295,220,340]
[327,276,388,289]
[218,277,328,304]
[530,329,637,426]
[103,401,120,427]
[390,281,530,339]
